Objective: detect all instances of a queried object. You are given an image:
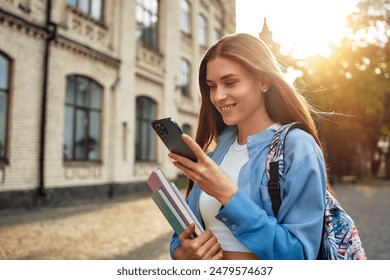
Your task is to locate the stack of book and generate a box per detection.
[147,167,204,237]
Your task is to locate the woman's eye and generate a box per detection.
[226,81,236,86]
[208,85,216,90]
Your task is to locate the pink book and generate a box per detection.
[147,167,204,237]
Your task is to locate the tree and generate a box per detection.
[299,0,390,180]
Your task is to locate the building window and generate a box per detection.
[135,96,156,162]
[198,14,207,47]
[67,0,103,21]
[0,53,10,162]
[180,58,191,96]
[64,75,102,161]
[136,0,159,50]
[213,28,221,43]
[180,0,191,35]
[182,124,192,138]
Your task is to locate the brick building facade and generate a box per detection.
[0,0,236,208]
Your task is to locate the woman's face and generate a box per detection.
[206,56,268,132]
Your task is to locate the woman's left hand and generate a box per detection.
[168,134,238,205]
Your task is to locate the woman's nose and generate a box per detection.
[213,87,227,101]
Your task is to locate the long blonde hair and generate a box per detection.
[188,33,331,196]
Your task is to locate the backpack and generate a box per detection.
[266,122,367,260]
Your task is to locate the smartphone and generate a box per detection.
[151,118,197,162]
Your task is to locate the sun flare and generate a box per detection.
[236,0,360,58]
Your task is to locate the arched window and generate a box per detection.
[0,53,10,162]
[180,0,191,35]
[64,75,102,161]
[135,96,157,162]
[198,14,207,47]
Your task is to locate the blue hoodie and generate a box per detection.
[170,124,326,260]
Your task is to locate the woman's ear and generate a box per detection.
[259,76,270,93]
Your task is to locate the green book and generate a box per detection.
[152,188,187,235]
[147,168,204,237]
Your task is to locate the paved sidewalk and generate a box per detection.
[0,192,172,260]
[0,179,389,260]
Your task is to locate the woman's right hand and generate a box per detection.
[173,224,223,260]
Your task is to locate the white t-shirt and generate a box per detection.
[199,137,250,252]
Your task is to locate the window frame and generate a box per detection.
[135,96,157,162]
[67,0,104,22]
[182,124,192,138]
[64,75,103,162]
[0,52,11,164]
[213,28,221,43]
[180,58,191,97]
[180,0,191,35]
[136,0,160,51]
[198,13,208,47]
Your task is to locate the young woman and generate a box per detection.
[168,33,329,260]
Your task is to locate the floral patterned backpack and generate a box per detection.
[266,122,367,260]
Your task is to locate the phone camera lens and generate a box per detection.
[154,123,168,136]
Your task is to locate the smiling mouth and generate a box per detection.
[220,104,237,111]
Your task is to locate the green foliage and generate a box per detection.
[381,125,390,136]
[297,0,390,178]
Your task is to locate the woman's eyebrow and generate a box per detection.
[220,73,238,80]
[206,73,238,83]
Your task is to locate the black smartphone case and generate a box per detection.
[151,118,197,161]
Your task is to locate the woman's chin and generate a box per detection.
[221,116,237,126]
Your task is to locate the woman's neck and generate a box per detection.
[237,119,274,145]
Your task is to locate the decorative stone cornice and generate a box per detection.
[55,35,121,69]
[135,43,165,76]
[0,8,46,40]
[135,72,164,88]
[0,8,120,69]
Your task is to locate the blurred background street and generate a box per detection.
[0,179,388,260]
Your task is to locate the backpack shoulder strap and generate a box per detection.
[266,122,303,217]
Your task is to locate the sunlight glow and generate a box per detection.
[236,0,360,58]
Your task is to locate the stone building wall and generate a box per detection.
[0,0,235,208]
